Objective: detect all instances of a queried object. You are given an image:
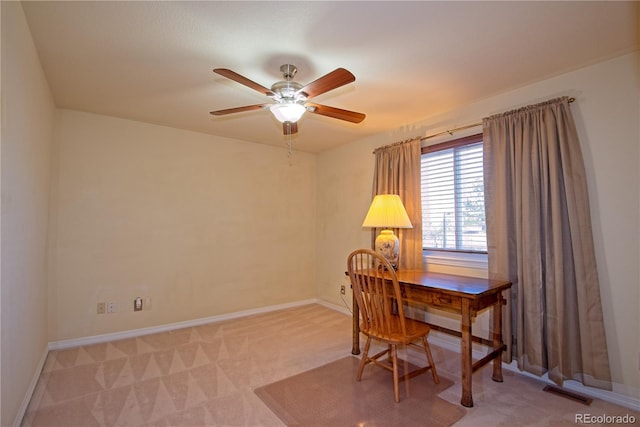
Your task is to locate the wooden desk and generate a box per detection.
[350,269,512,407]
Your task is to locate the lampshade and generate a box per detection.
[362,194,412,270]
[362,194,412,229]
[270,102,306,123]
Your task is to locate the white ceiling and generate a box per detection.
[21,1,638,153]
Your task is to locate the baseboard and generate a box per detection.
[13,345,49,427]
[48,298,319,350]
[316,299,352,317]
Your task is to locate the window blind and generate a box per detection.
[421,139,486,252]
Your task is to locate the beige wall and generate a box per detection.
[317,52,640,395]
[1,2,56,425]
[2,1,638,421]
[48,110,317,341]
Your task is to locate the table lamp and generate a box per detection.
[362,194,413,269]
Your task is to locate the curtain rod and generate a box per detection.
[421,97,575,141]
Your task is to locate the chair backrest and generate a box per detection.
[347,249,407,339]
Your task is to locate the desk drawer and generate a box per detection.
[403,287,462,311]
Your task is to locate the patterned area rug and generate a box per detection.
[255,356,467,427]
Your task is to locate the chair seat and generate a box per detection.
[361,315,431,344]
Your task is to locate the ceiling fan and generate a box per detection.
[210,64,366,135]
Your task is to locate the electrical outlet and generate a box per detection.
[340,285,346,295]
[107,302,116,314]
[134,297,143,312]
[97,302,106,314]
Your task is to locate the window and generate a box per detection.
[421,134,487,253]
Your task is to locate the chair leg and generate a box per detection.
[391,344,400,402]
[422,336,439,384]
[386,344,393,365]
[402,345,411,398]
[356,336,372,381]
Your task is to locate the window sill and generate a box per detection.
[423,250,488,270]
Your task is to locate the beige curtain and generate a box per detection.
[483,97,611,389]
[371,138,422,270]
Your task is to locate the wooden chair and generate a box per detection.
[347,248,439,402]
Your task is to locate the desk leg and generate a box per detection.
[460,299,473,407]
[351,291,360,355]
[492,292,504,382]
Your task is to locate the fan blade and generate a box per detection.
[209,104,268,116]
[213,68,274,96]
[283,121,298,135]
[297,68,355,99]
[306,102,366,123]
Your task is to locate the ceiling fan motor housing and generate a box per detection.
[271,79,304,101]
[271,65,305,101]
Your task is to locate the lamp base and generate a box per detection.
[375,229,400,270]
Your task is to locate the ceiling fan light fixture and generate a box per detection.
[270,102,306,123]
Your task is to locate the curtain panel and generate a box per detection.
[371,138,423,270]
[483,97,611,389]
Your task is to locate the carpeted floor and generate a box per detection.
[20,304,640,426]
[255,356,466,427]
